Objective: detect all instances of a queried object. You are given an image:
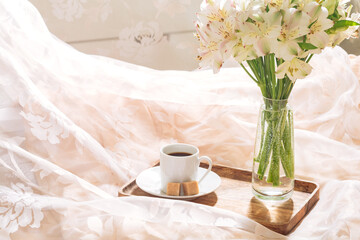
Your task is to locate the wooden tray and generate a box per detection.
[118,162,319,235]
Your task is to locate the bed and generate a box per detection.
[1,0,360,239]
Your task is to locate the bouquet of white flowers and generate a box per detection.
[196,0,359,199]
[196,0,359,82]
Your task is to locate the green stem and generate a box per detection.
[251,55,296,185]
[258,57,265,81]
[247,59,268,96]
[240,63,258,83]
[247,60,261,81]
[278,111,294,178]
[265,54,276,99]
[257,104,293,186]
[280,109,294,179]
[280,143,291,177]
[257,121,274,180]
[255,110,266,163]
[277,78,283,99]
[267,121,280,186]
[306,54,314,63]
[287,110,295,178]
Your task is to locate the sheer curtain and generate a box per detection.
[1,0,360,239]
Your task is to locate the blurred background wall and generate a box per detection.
[29,0,360,71]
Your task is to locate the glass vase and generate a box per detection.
[252,97,294,201]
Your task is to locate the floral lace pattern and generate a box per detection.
[153,0,191,17]
[27,0,200,70]
[49,0,86,22]
[20,111,69,144]
[118,21,167,59]
[2,0,360,239]
[0,183,44,233]
[49,0,112,22]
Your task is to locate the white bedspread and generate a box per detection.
[1,1,360,239]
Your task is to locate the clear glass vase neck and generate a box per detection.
[262,97,289,111]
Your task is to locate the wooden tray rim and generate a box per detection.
[118,162,320,234]
[119,162,320,196]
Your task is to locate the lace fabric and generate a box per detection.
[1,0,360,239]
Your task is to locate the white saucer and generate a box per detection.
[136,166,221,200]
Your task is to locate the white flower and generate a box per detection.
[306,6,333,48]
[322,0,338,15]
[239,9,282,56]
[344,13,360,38]
[336,0,352,19]
[294,0,318,11]
[195,0,359,80]
[264,0,292,10]
[276,57,312,81]
[232,40,258,63]
[328,13,360,46]
[196,0,238,72]
[303,1,323,22]
[198,0,233,22]
[233,0,262,11]
[196,23,228,73]
[275,8,310,60]
[197,40,224,73]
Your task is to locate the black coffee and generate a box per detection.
[168,152,192,157]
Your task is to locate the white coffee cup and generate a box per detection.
[160,143,212,193]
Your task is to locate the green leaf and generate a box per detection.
[328,8,341,22]
[326,20,360,34]
[333,20,360,28]
[298,42,318,50]
[245,17,255,23]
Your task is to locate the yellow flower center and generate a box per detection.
[208,41,219,51]
[218,20,234,39]
[267,0,283,8]
[310,21,322,34]
[207,9,228,22]
[288,67,298,76]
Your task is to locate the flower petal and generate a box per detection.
[275,40,301,61]
[30,207,44,228]
[254,38,272,56]
[18,208,32,227]
[322,0,337,15]
[276,58,312,81]
[303,2,322,22]
[276,61,290,79]
[308,31,329,48]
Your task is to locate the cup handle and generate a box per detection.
[198,156,212,184]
